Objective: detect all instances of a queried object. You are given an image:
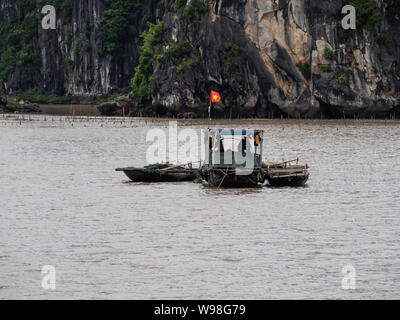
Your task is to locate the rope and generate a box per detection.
[217,168,230,188]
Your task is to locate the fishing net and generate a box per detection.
[144,163,171,170]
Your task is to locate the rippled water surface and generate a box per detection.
[1,114,399,299]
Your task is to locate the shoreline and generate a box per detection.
[38,104,100,116]
[15,103,400,122]
[2,112,400,126]
[2,99,399,120]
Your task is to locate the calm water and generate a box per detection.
[0,114,399,299]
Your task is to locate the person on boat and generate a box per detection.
[254,133,262,154]
[239,137,247,153]
[255,133,261,146]
[219,139,225,152]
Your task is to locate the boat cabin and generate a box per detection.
[205,129,264,169]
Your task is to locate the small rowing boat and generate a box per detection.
[263,159,309,187]
[116,163,200,183]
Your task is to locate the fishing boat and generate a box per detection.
[201,129,265,188]
[116,163,200,183]
[264,159,309,187]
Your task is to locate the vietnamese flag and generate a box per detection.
[210,90,221,103]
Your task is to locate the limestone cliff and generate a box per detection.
[0,0,163,97]
[150,0,400,117]
[0,0,399,117]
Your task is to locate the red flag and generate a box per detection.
[210,90,221,103]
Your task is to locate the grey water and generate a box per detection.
[0,114,399,299]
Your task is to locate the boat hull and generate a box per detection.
[202,167,264,188]
[119,168,199,183]
[266,173,309,187]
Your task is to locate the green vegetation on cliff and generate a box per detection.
[177,57,194,73]
[175,0,187,9]
[224,44,241,76]
[0,9,40,82]
[0,0,74,82]
[296,62,311,80]
[323,48,336,60]
[165,41,195,73]
[131,22,164,100]
[377,34,392,46]
[183,0,208,19]
[37,0,73,15]
[387,0,400,21]
[17,88,71,104]
[337,75,345,84]
[344,0,382,29]
[99,0,144,56]
[164,41,191,60]
[343,0,400,29]
[319,64,333,73]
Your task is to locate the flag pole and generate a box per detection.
[208,100,212,121]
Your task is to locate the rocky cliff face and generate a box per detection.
[0,0,162,97]
[0,0,399,117]
[149,0,400,118]
[0,85,6,109]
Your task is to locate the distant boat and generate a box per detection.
[116,130,309,187]
[116,163,200,183]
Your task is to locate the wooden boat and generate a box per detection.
[201,129,265,188]
[264,160,309,187]
[201,167,264,188]
[116,164,200,183]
